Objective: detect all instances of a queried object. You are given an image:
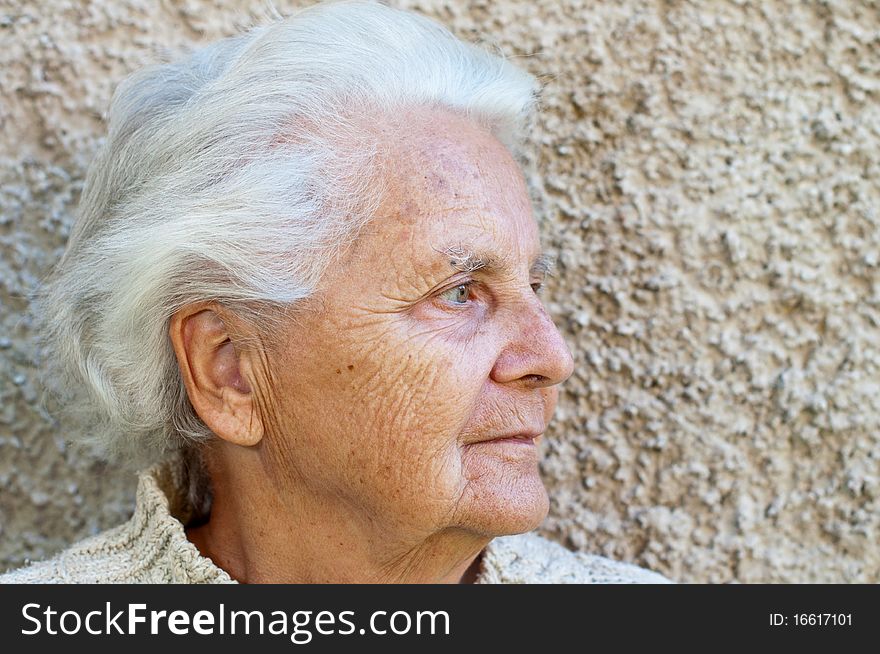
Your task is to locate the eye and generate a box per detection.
[531,281,543,294]
[439,282,473,305]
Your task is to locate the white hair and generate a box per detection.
[37,0,539,478]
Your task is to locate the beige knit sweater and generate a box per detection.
[1,462,670,584]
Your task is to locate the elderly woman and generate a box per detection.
[2,0,667,584]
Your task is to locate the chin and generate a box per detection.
[458,467,550,537]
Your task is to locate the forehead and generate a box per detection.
[365,108,539,264]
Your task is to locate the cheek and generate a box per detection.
[270,315,498,497]
[259,299,552,534]
[338,324,499,523]
[351,328,491,466]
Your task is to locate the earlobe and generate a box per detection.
[169,305,264,448]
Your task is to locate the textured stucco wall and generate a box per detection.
[2,0,878,582]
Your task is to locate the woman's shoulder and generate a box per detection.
[0,516,232,584]
[0,462,234,584]
[0,523,142,584]
[478,531,672,584]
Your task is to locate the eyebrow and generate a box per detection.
[439,244,555,277]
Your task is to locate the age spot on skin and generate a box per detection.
[347,364,355,371]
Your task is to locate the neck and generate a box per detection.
[185,447,489,584]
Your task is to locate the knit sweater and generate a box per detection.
[1,462,670,584]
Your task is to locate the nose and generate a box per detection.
[490,298,575,389]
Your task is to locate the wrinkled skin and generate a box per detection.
[177,107,574,583]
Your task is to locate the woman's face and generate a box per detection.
[256,107,574,543]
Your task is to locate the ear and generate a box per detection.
[169,304,264,447]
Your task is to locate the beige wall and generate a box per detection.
[2,0,878,582]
